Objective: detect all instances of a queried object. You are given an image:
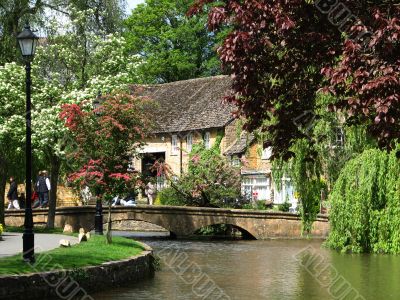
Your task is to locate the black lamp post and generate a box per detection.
[17,23,38,262]
[93,92,103,235]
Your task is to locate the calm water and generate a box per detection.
[92,235,400,300]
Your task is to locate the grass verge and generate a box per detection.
[4,226,64,234]
[0,235,145,276]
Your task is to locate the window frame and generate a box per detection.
[186,133,193,152]
[171,134,179,156]
[261,147,272,160]
[204,131,211,149]
[241,175,271,201]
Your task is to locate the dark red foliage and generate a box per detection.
[325,6,400,149]
[190,0,400,156]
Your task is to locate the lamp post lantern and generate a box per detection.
[17,23,38,263]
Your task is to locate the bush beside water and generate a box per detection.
[326,148,400,254]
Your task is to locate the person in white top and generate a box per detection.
[145,181,156,205]
[36,170,51,208]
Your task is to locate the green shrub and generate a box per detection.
[242,203,253,210]
[278,202,291,212]
[158,136,241,208]
[326,148,400,254]
[0,224,3,236]
[157,187,186,206]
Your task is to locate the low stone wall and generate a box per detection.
[3,184,79,208]
[0,242,154,300]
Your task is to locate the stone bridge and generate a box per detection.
[4,205,329,239]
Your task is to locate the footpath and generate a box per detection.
[0,232,79,258]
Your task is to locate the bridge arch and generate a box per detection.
[102,215,179,238]
[193,223,257,240]
[100,212,260,239]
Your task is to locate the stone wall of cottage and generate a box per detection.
[221,119,239,154]
[133,128,223,177]
[242,142,272,173]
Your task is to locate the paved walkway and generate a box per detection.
[0,233,79,258]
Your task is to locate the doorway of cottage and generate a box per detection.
[141,152,166,190]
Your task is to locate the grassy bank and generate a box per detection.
[0,235,145,276]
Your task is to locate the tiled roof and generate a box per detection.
[130,76,235,133]
[224,132,255,155]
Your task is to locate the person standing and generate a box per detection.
[7,176,20,209]
[36,170,51,208]
[145,180,156,205]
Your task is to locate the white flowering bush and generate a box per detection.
[0,6,143,225]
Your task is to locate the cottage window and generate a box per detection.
[186,133,193,152]
[242,175,271,201]
[231,155,241,167]
[171,134,179,155]
[204,132,211,149]
[273,177,295,206]
[261,147,272,160]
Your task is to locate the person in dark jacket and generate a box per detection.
[7,176,20,209]
[36,170,50,208]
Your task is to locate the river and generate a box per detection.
[92,233,400,300]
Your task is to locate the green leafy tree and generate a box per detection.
[124,0,223,83]
[0,4,138,226]
[270,92,376,233]
[0,63,26,224]
[0,0,126,65]
[0,0,45,64]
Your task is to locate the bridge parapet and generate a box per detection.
[4,205,329,239]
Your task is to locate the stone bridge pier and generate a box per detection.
[4,205,329,239]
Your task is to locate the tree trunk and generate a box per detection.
[46,156,61,229]
[106,200,112,244]
[0,175,6,225]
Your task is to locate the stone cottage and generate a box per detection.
[130,75,296,206]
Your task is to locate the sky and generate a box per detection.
[126,0,145,13]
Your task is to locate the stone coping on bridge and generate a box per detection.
[0,241,155,300]
[5,205,329,221]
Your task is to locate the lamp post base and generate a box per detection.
[95,200,103,235]
[22,231,35,263]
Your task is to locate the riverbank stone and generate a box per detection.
[59,239,71,247]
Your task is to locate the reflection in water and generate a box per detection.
[91,234,400,300]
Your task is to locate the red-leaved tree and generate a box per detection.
[189,0,400,156]
[324,6,400,150]
[60,93,153,243]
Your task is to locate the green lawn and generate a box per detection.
[0,235,145,275]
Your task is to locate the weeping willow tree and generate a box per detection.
[271,93,376,234]
[326,148,400,254]
[272,139,324,234]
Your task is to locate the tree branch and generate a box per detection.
[42,3,70,16]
